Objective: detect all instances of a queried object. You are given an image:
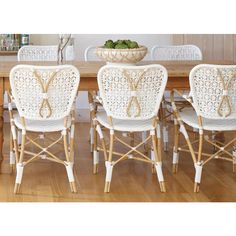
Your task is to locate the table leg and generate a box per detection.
[0,78,4,169]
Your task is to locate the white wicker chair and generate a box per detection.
[93,64,168,193]
[18,45,74,61]
[171,64,236,192]
[151,45,202,151]
[7,45,75,167]
[9,65,80,194]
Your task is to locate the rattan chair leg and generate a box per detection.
[14,131,26,194]
[104,132,114,193]
[63,131,77,193]
[93,124,99,174]
[152,133,166,193]
[9,132,15,173]
[172,120,180,173]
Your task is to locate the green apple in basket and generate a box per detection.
[104,39,140,49]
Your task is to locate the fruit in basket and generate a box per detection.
[104,40,115,49]
[103,39,139,49]
[128,41,139,49]
[115,43,129,49]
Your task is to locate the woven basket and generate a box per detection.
[96,46,147,64]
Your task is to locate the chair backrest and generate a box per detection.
[10,65,80,120]
[84,46,100,61]
[189,64,236,119]
[151,45,202,61]
[97,64,168,120]
[18,45,75,61]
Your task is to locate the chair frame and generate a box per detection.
[8,65,80,194]
[171,64,236,192]
[92,64,168,193]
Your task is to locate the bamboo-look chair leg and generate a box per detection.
[90,116,94,153]
[14,130,26,194]
[9,131,16,173]
[142,131,149,154]
[63,129,77,193]
[88,91,95,153]
[194,131,203,193]
[161,101,169,152]
[17,130,22,145]
[172,119,180,173]
[96,124,108,163]
[151,130,166,193]
[233,146,236,172]
[69,124,75,164]
[104,131,114,193]
[93,123,99,174]
[151,149,155,174]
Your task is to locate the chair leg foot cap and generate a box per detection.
[172,164,178,173]
[159,181,166,193]
[194,182,200,193]
[104,181,110,193]
[93,164,98,174]
[14,183,21,194]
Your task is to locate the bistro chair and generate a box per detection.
[8,65,80,194]
[93,64,168,193]
[7,45,75,169]
[171,64,236,192]
[151,45,202,151]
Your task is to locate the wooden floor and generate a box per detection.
[1,122,236,202]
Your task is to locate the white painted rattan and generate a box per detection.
[171,64,236,192]
[97,64,168,121]
[94,64,168,193]
[151,45,202,61]
[10,65,80,121]
[189,64,236,119]
[8,65,80,194]
[18,45,74,61]
[84,46,99,61]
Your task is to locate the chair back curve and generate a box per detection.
[97,64,168,120]
[84,46,100,61]
[10,65,80,120]
[189,64,236,119]
[151,45,202,61]
[18,45,74,61]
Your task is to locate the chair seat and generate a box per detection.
[14,114,71,132]
[180,107,236,131]
[96,111,154,132]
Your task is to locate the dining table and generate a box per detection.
[0,60,235,164]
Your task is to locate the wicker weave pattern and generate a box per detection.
[18,45,74,61]
[10,65,80,120]
[97,65,167,120]
[190,64,236,119]
[96,46,147,64]
[18,46,58,61]
[151,45,202,61]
